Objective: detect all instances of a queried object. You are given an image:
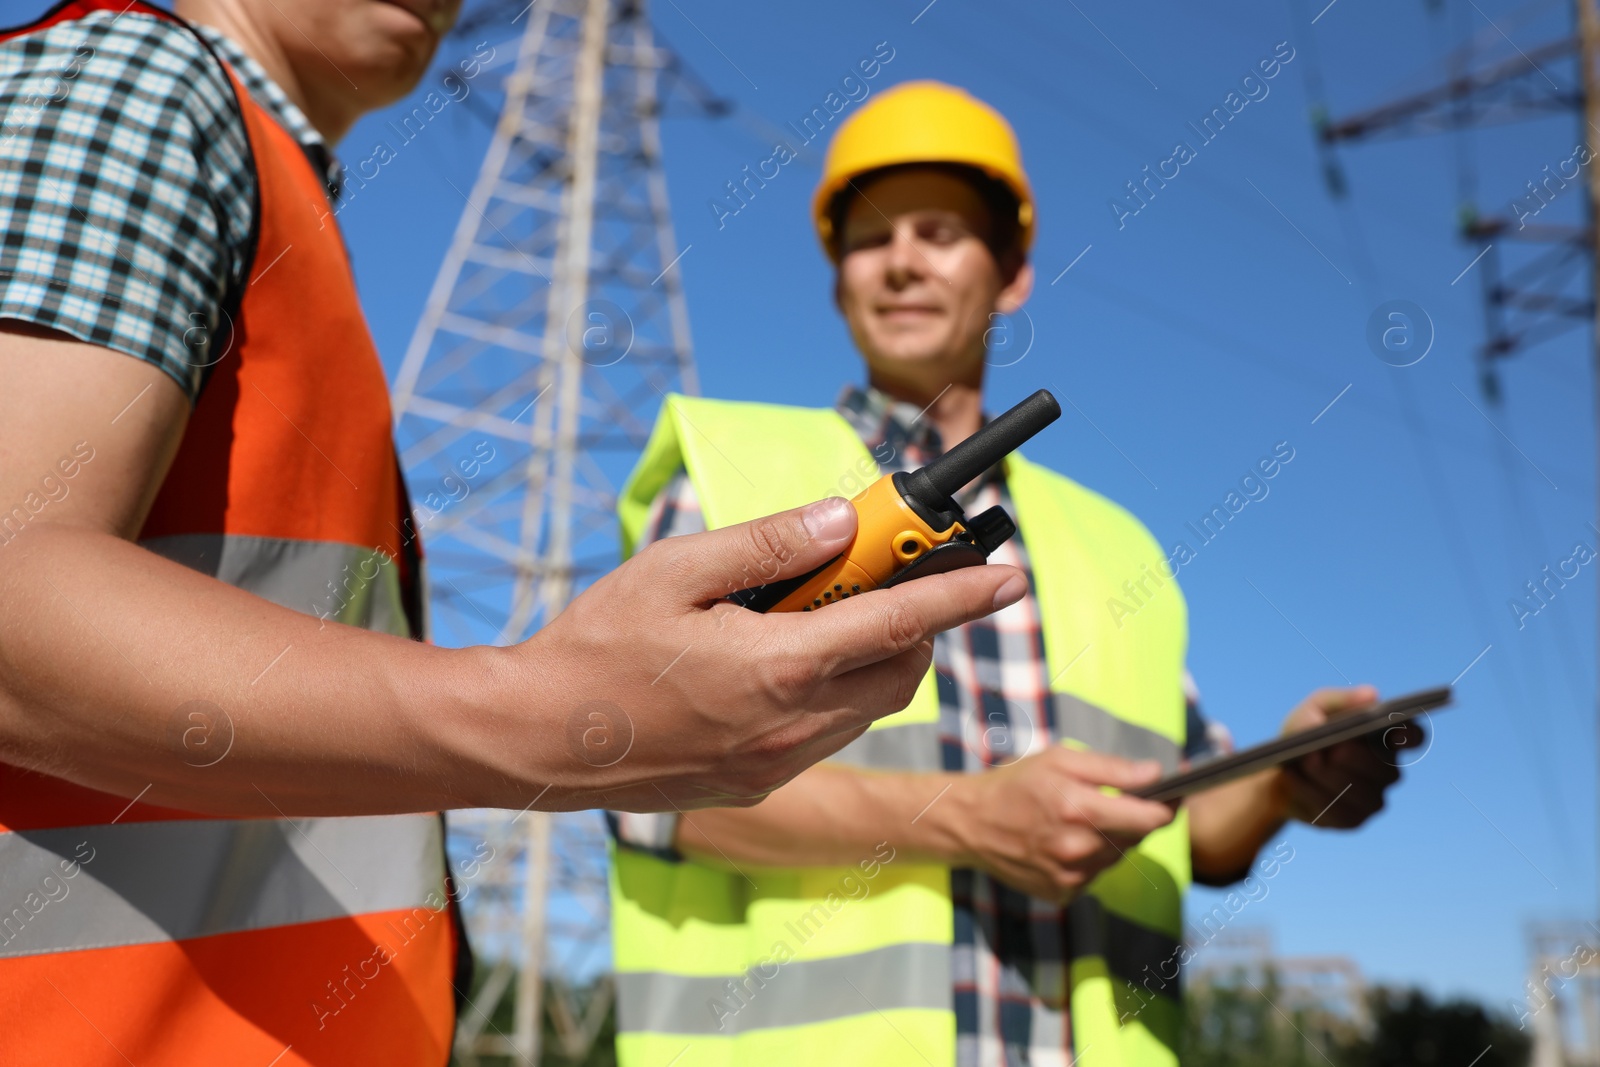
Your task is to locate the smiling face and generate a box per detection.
[834,166,1033,398]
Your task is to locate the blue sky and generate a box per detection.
[3,0,1582,1015]
[342,0,1595,1014]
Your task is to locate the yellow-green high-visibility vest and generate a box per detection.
[612,395,1191,1067]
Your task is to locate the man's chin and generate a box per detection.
[370,0,449,48]
[342,19,439,101]
[865,341,958,368]
[858,321,937,354]
[861,350,981,397]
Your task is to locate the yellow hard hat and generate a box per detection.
[812,80,1034,261]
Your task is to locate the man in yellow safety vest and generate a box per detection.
[608,80,1417,1067]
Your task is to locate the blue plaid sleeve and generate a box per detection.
[1182,669,1234,764]
[0,10,256,402]
[637,467,707,541]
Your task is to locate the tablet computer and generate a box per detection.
[1129,685,1453,803]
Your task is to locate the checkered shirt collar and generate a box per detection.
[834,383,1007,503]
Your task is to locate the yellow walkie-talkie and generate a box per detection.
[731,389,1061,612]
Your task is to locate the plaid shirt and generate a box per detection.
[613,385,1229,1066]
[0,7,331,402]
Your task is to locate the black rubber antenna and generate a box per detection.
[900,389,1061,508]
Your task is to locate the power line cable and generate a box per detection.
[1292,0,1583,860]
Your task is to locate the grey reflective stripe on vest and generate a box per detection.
[824,721,941,772]
[143,532,410,638]
[616,941,950,1036]
[1053,692,1182,773]
[1068,893,1182,1002]
[0,813,443,958]
[820,694,1179,775]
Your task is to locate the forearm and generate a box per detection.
[674,746,1182,908]
[0,522,552,815]
[674,762,970,868]
[1186,768,1290,885]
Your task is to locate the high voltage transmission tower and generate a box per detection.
[1522,921,1600,1067]
[390,0,704,1060]
[1318,9,1600,1065]
[1314,0,1597,396]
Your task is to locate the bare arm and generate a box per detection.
[1186,770,1290,885]
[675,764,967,868]
[0,332,518,815]
[0,330,1028,817]
[676,746,1175,902]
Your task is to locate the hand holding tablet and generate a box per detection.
[1131,686,1452,803]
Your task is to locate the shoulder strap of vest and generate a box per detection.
[1009,452,1188,738]
[621,395,870,556]
[186,38,261,398]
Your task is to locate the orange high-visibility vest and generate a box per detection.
[0,4,459,1064]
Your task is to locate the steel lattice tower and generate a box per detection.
[390,0,698,1060]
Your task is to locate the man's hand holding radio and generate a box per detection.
[494,496,1028,813]
[0,340,1021,820]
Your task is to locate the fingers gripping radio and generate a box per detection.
[730,389,1061,613]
